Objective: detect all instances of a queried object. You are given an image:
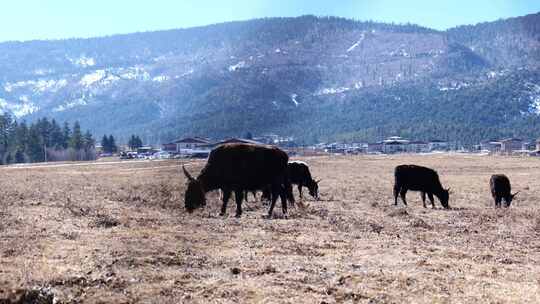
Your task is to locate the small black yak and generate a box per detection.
[183,143,294,217]
[489,174,518,208]
[288,161,320,200]
[393,164,450,209]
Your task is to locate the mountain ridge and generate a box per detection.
[0,13,538,145]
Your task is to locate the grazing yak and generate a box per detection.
[490,174,518,208]
[393,164,450,209]
[260,161,320,201]
[288,161,320,200]
[183,143,294,218]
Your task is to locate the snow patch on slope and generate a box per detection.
[228,61,246,72]
[69,56,96,67]
[53,97,88,112]
[4,79,68,93]
[0,98,39,118]
[80,70,107,87]
[152,75,170,82]
[347,32,365,53]
[291,94,299,106]
[316,87,351,95]
[525,83,540,114]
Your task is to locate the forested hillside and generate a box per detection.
[0,13,538,144]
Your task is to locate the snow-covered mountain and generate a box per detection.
[0,14,539,143]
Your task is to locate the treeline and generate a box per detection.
[0,113,96,164]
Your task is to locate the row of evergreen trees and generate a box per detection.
[100,134,143,154]
[0,113,96,164]
[101,135,118,153]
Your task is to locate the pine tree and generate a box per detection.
[101,135,110,153]
[108,135,117,153]
[27,125,44,162]
[62,122,71,149]
[0,113,14,163]
[83,130,95,150]
[14,149,25,163]
[70,121,83,150]
[50,119,64,149]
[128,134,143,150]
[15,121,29,155]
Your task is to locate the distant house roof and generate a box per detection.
[500,138,523,142]
[214,138,264,146]
[480,139,500,144]
[429,139,447,143]
[384,140,406,145]
[170,137,212,144]
[198,138,265,149]
[409,140,428,144]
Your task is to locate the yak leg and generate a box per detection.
[234,190,244,218]
[267,184,281,218]
[251,191,257,201]
[279,185,288,216]
[421,192,427,208]
[262,187,271,202]
[393,184,401,205]
[427,193,435,208]
[495,196,502,208]
[298,185,303,199]
[286,182,295,207]
[399,189,408,206]
[220,189,232,216]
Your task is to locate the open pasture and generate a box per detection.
[1,154,540,303]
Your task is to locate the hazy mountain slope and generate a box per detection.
[447,12,540,68]
[0,14,538,144]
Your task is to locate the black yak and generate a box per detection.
[490,174,518,208]
[393,164,450,209]
[260,161,320,201]
[183,143,294,217]
[288,161,320,200]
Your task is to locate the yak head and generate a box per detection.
[505,191,519,207]
[439,188,450,209]
[183,165,206,212]
[307,179,321,200]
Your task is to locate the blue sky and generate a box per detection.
[0,0,539,42]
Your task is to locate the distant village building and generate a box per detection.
[324,142,348,154]
[500,138,523,154]
[382,136,409,154]
[383,140,408,154]
[137,146,158,155]
[536,138,540,151]
[211,138,264,147]
[480,140,502,153]
[162,137,212,153]
[522,141,535,151]
[408,141,429,153]
[367,142,383,153]
[428,139,448,151]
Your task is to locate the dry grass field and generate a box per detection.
[1,154,540,303]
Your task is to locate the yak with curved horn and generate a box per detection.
[183,143,294,218]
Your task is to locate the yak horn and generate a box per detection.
[315,179,322,183]
[182,165,195,181]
